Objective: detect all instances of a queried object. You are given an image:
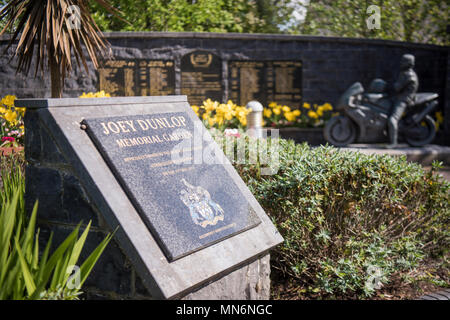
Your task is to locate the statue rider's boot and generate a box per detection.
[386,120,399,149]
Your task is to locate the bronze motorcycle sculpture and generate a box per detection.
[324,78,438,147]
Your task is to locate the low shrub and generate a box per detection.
[217,134,449,297]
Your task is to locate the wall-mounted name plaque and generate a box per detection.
[82,112,260,261]
[181,51,223,105]
[229,60,302,107]
[98,59,175,96]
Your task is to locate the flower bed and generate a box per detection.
[0,95,24,149]
[263,101,334,128]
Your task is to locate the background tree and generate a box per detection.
[89,0,294,34]
[0,0,122,98]
[296,0,449,45]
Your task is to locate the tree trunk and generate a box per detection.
[49,55,62,98]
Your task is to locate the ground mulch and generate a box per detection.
[271,256,449,300]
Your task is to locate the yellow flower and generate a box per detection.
[237,110,246,118]
[284,111,296,122]
[0,106,6,114]
[191,105,200,115]
[1,95,16,107]
[15,107,26,116]
[80,91,111,98]
[98,90,110,97]
[316,106,324,117]
[282,105,291,113]
[203,98,219,113]
[293,109,301,116]
[303,102,311,109]
[273,107,281,115]
[208,116,216,127]
[4,109,18,124]
[263,108,272,118]
[322,103,333,111]
[307,110,318,119]
[268,102,278,109]
[216,117,224,126]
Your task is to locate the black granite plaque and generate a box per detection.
[181,51,223,105]
[229,61,266,106]
[268,61,302,106]
[82,112,260,261]
[98,59,175,96]
[229,60,302,107]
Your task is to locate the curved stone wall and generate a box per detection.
[1,32,448,144]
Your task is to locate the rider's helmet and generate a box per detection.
[368,78,387,93]
[400,54,415,69]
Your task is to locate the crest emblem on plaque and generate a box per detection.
[179,179,224,228]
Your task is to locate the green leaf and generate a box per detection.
[79,227,117,287]
[63,221,92,286]
[14,237,36,297]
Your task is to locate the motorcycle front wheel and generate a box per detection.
[403,115,436,147]
[323,115,357,147]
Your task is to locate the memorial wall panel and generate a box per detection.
[98,59,175,97]
[180,51,223,105]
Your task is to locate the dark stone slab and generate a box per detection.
[97,59,175,97]
[62,174,99,226]
[24,165,65,221]
[82,112,260,261]
[15,96,284,299]
[181,50,223,105]
[24,109,42,163]
[228,60,302,107]
[421,292,450,300]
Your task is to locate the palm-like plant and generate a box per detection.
[0,0,121,98]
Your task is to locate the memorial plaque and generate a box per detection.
[82,111,260,261]
[229,61,266,106]
[17,95,283,299]
[98,59,175,96]
[229,60,302,107]
[268,61,302,106]
[181,51,223,105]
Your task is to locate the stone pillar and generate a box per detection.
[444,51,450,146]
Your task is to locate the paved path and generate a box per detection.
[429,166,450,181]
[340,144,450,166]
[420,289,450,300]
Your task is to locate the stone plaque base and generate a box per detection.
[18,96,282,299]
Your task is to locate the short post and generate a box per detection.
[246,100,264,139]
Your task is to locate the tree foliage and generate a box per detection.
[298,0,449,45]
[89,0,294,34]
[0,0,120,97]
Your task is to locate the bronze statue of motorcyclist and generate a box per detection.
[387,54,419,147]
[325,54,438,148]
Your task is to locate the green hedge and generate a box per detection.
[216,133,449,297]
